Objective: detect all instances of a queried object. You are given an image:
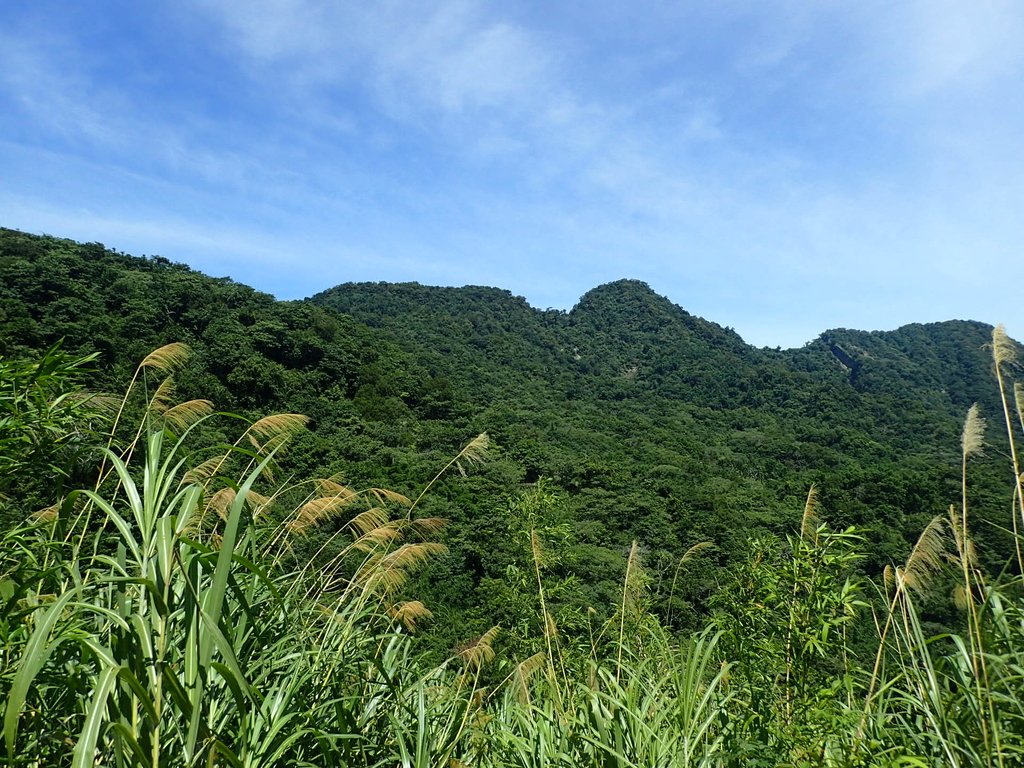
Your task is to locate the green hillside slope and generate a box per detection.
[4,227,1020,653]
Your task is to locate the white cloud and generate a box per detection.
[194,0,555,115]
[887,0,1024,97]
[0,31,125,147]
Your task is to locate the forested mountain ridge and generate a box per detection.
[313,278,1003,457]
[815,321,1001,411]
[3,226,1021,653]
[313,278,999,418]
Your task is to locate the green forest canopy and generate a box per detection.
[2,226,1020,654]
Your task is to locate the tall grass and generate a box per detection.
[1,345,484,766]
[4,329,1024,767]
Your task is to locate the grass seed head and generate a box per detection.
[207,487,236,521]
[140,342,191,373]
[389,600,432,632]
[961,403,985,459]
[800,484,820,542]
[901,515,947,597]
[459,625,500,671]
[992,324,1017,367]
[149,376,176,413]
[163,399,214,432]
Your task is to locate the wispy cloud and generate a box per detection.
[193,0,557,115]
[869,0,1024,98]
[0,30,125,147]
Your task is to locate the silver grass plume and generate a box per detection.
[162,399,214,432]
[513,651,548,704]
[140,342,190,373]
[961,404,985,459]
[149,376,176,414]
[455,432,490,476]
[992,323,1017,367]
[247,413,310,449]
[206,487,236,521]
[680,541,714,563]
[183,456,224,485]
[1016,382,1024,431]
[388,600,432,632]
[800,484,821,543]
[899,515,947,598]
[460,626,500,671]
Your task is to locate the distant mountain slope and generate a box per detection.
[813,321,1000,411]
[0,228,408,396]
[0,227,454,484]
[310,281,572,405]
[312,278,1005,439]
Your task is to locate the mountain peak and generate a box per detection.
[572,279,668,308]
[565,278,751,362]
[569,279,692,325]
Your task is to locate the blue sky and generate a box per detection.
[2,1,1023,348]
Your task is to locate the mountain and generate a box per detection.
[3,226,1021,652]
[313,279,1014,598]
[312,278,999,453]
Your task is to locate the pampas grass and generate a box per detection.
[161,398,214,432]
[991,326,1024,575]
[899,514,948,597]
[800,483,820,543]
[861,513,948,737]
[408,432,489,515]
[139,341,190,372]
[460,626,501,672]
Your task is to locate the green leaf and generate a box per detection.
[4,587,78,758]
[72,665,119,768]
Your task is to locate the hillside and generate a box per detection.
[314,281,1013,590]
[3,227,1021,651]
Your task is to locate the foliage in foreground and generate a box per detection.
[1,328,1024,766]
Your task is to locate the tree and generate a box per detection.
[0,345,109,526]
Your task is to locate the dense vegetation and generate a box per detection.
[3,227,1024,765]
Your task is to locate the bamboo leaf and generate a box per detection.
[71,665,118,768]
[4,587,78,758]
